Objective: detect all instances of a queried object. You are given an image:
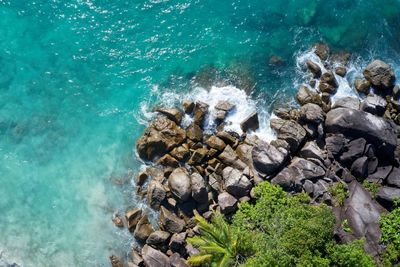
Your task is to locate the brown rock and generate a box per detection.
[110,255,123,267]
[335,66,347,77]
[134,214,154,242]
[205,136,226,151]
[306,60,322,77]
[168,168,191,202]
[186,123,203,142]
[193,101,209,127]
[218,145,247,170]
[182,100,194,114]
[160,206,186,234]
[146,230,171,246]
[126,208,143,232]
[155,108,184,125]
[296,85,322,106]
[142,244,171,267]
[170,146,190,162]
[313,43,330,61]
[363,60,395,90]
[136,171,149,187]
[158,154,180,168]
[112,213,124,228]
[240,112,259,132]
[354,79,371,94]
[188,148,208,165]
[147,180,167,210]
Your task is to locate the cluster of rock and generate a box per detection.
[110,44,400,266]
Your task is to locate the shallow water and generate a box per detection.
[1,0,400,266]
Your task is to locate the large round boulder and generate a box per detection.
[252,141,288,175]
[168,168,191,202]
[363,60,395,90]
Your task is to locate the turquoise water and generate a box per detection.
[1,1,400,266]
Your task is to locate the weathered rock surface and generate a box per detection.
[193,101,209,127]
[354,79,371,94]
[299,141,325,162]
[190,173,208,203]
[147,180,167,209]
[299,103,325,124]
[270,118,306,153]
[218,192,238,214]
[134,214,154,242]
[252,141,288,175]
[306,60,321,77]
[186,123,203,142]
[205,136,226,151]
[377,186,400,210]
[332,97,360,110]
[360,95,387,116]
[160,206,185,234]
[155,108,184,125]
[222,167,252,198]
[296,86,322,106]
[146,231,171,246]
[350,156,368,179]
[363,60,395,90]
[137,117,186,161]
[218,145,247,170]
[387,167,400,188]
[168,168,191,202]
[170,253,190,267]
[142,244,171,267]
[325,108,397,158]
[126,208,143,232]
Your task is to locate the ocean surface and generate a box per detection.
[1,0,400,266]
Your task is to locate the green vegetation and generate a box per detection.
[328,182,348,206]
[362,181,381,197]
[187,212,240,267]
[380,200,400,266]
[189,182,375,266]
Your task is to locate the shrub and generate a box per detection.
[328,182,348,206]
[380,200,400,265]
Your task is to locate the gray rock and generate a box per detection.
[235,143,253,165]
[367,165,393,184]
[350,156,368,179]
[313,180,329,197]
[240,112,259,132]
[147,180,167,210]
[193,101,209,127]
[134,214,154,242]
[299,141,325,162]
[387,167,400,188]
[337,181,385,257]
[340,138,366,166]
[299,103,325,124]
[363,60,395,90]
[325,134,346,158]
[170,253,189,267]
[169,232,187,255]
[126,208,143,232]
[168,168,191,202]
[303,180,314,194]
[218,145,247,170]
[271,158,325,191]
[146,231,171,246]
[296,85,322,106]
[159,206,186,234]
[325,108,397,158]
[222,167,252,198]
[252,140,288,175]
[190,173,208,203]
[314,43,330,60]
[332,97,360,110]
[360,95,387,116]
[218,192,238,214]
[270,118,306,153]
[142,244,170,267]
[377,186,400,210]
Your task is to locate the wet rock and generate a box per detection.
[168,168,191,202]
[147,180,167,209]
[387,167,400,188]
[321,71,338,88]
[296,86,322,106]
[193,101,209,127]
[160,206,185,234]
[350,156,368,179]
[252,141,288,175]
[215,100,235,117]
[158,154,180,168]
[319,82,337,94]
[216,131,238,146]
[110,255,124,267]
[182,100,194,114]
[354,79,371,94]
[240,112,259,132]
[186,123,203,142]
[218,145,247,170]
[155,108,184,125]
[335,66,347,77]
[190,173,208,203]
[146,231,171,246]
[137,117,186,161]
[393,85,400,99]
[136,171,149,187]
[218,192,238,214]
[205,135,226,151]
[360,95,387,116]
[170,253,190,267]
[306,60,321,77]
[325,108,397,158]
[299,141,324,162]
[222,167,252,198]
[126,208,143,232]
[299,103,325,124]
[314,43,330,61]
[132,249,144,266]
[112,213,124,228]
[363,60,395,90]
[340,138,366,166]
[376,186,400,210]
[270,118,306,153]
[134,214,154,242]
[332,97,360,110]
[274,107,292,120]
[271,158,325,191]
[170,146,190,162]
[142,244,170,267]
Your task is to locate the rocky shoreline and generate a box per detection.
[110,43,400,267]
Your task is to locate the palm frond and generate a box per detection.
[187,254,213,266]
